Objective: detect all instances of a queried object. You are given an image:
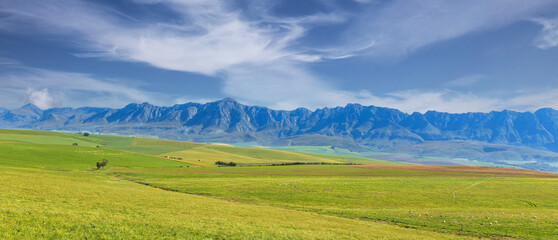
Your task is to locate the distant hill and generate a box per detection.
[3,98,558,171]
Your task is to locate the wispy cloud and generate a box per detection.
[0,57,20,66]
[337,0,556,57]
[377,88,558,113]
[223,62,558,113]
[0,0,327,75]
[1,0,557,113]
[2,62,558,113]
[444,74,486,88]
[0,66,165,109]
[533,17,558,49]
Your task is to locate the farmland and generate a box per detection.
[1,129,558,239]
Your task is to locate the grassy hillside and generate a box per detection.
[0,129,471,239]
[2,129,558,239]
[2,167,473,239]
[0,141,185,170]
[97,136,388,166]
[111,165,558,239]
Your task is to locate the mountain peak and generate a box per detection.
[535,108,558,114]
[345,103,363,108]
[218,98,239,103]
[124,102,153,109]
[211,98,243,108]
[17,103,43,113]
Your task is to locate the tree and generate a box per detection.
[96,159,109,170]
[83,132,90,136]
[215,161,237,167]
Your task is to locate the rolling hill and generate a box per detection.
[2,129,558,239]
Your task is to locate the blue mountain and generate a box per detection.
[3,98,558,171]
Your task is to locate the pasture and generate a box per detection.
[110,165,558,239]
[1,129,558,239]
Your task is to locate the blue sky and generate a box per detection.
[1,0,558,113]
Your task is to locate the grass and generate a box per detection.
[0,129,100,146]
[158,147,379,167]
[2,129,558,239]
[0,141,185,170]
[111,166,558,239]
[0,132,471,239]
[1,166,476,239]
[271,146,520,169]
[86,132,381,166]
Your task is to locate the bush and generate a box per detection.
[215,161,237,167]
[96,159,109,170]
[83,132,90,136]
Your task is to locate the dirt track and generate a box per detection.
[352,165,558,178]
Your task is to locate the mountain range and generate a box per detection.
[3,98,558,171]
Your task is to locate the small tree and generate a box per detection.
[96,159,109,170]
[83,132,90,136]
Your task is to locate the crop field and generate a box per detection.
[2,129,558,239]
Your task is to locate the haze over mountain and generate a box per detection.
[3,98,558,171]
[3,98,558,149]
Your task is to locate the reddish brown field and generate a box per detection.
[352,164,558,178]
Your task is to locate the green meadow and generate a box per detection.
[1,129,558,239]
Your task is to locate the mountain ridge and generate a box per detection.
[3,99,558,153]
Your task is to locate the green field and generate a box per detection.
[2,129,558,239]
[269,145,518,168]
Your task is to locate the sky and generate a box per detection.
[1,0,558,113]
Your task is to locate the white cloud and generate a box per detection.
[338,0,556,57]
[224,62,350,110]
[505,88,558,111]
[0,67,169,109]
[533,17,558,49]
[1,0,558,113]
[223,61,558,113]
[0,0,322,75]
[26,89,59,109]
[372,90,500,113]
[2,63,558,114]
[359,88,558,113]
[223,61,532,113]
